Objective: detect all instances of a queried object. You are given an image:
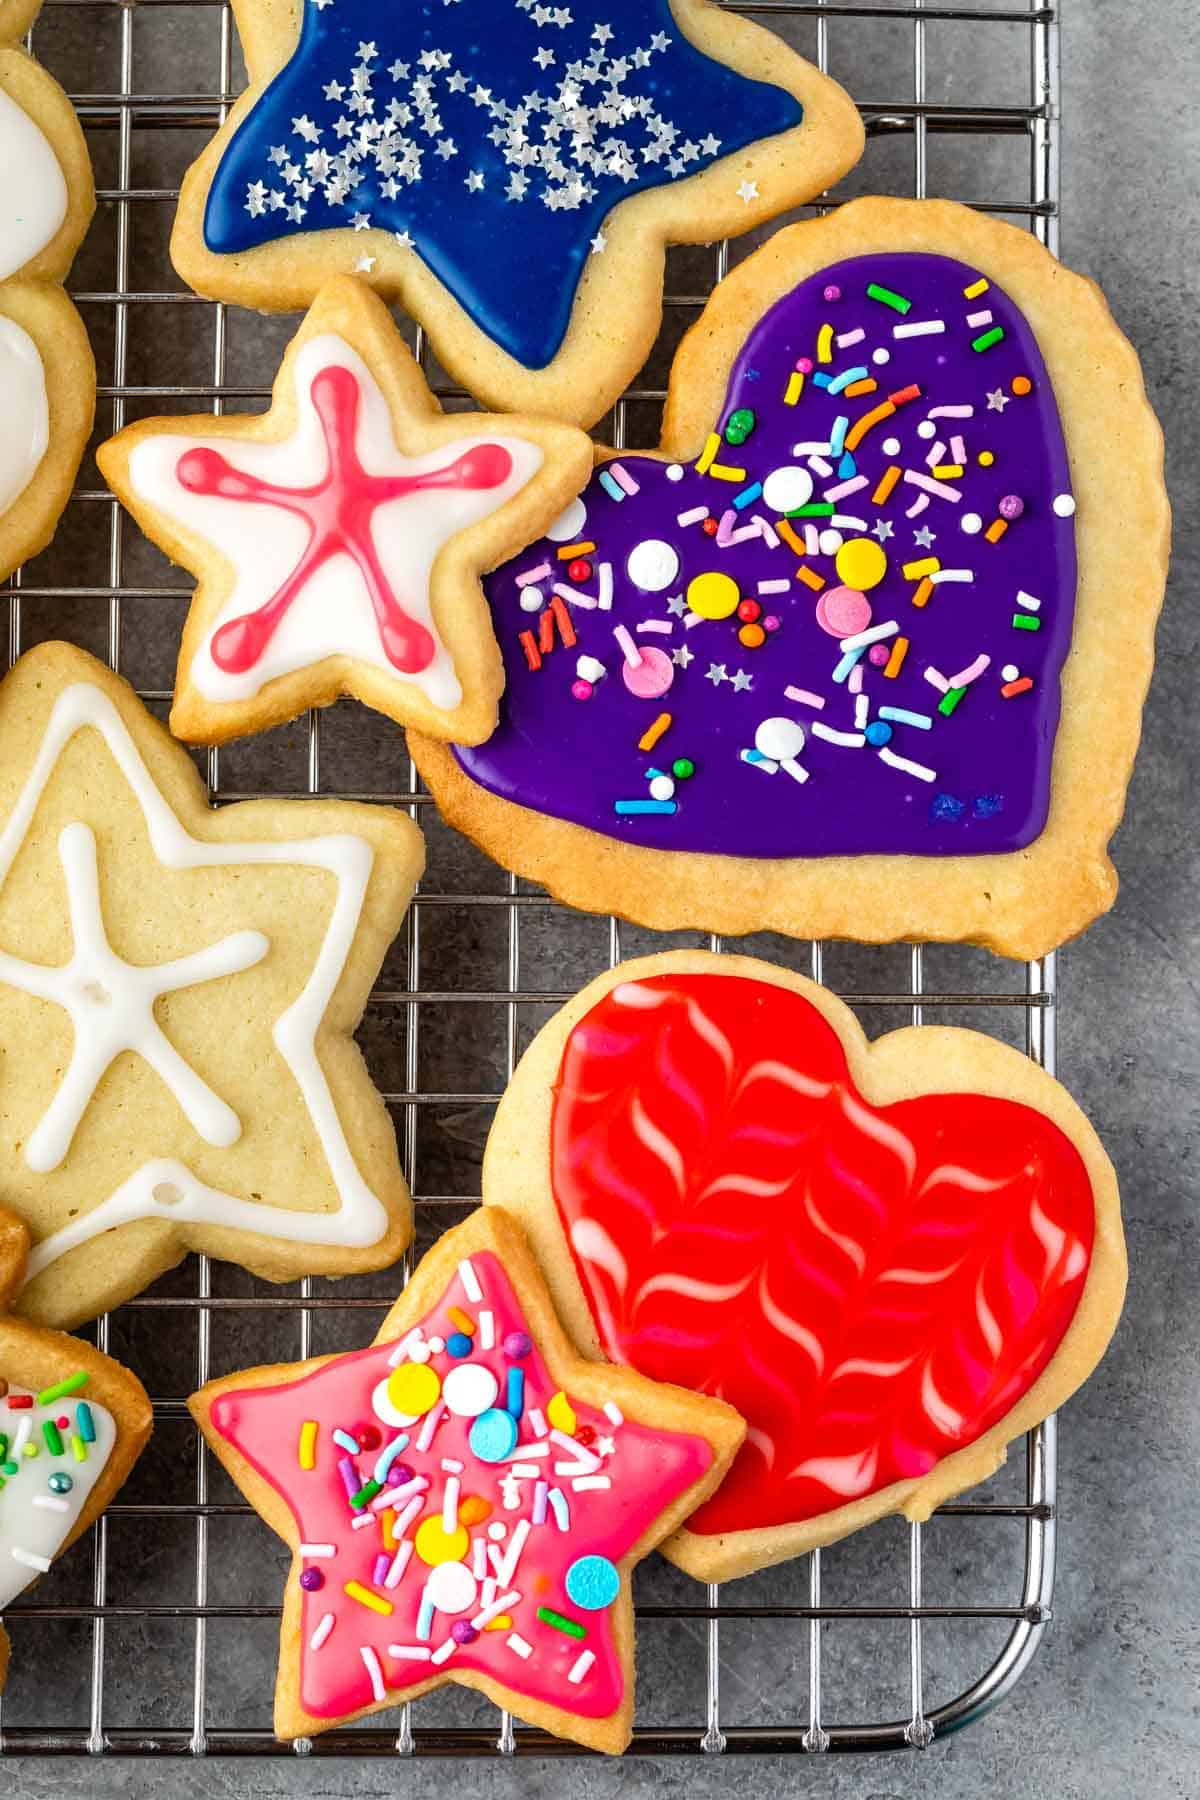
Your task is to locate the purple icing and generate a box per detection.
[455,253,1076,857]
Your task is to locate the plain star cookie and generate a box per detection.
[189,1206,744,1753]
[411,198,1170,960]
[0,642,423,1330]
[99,276,593,748]
[169,0,864,425]
[482,951,1127,1583]
[0,1207,152,1692]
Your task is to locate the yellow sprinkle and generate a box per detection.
[638,712,672,752]
[22,1442,37,1459]
[796,564,826,592]
[707,462,747,483]
[884,636,909,678]
[447,1305,476,1336]
[872,464,901,505]
[816,322,834,364]
[695,432,720,475]
[344,1581,393,1616]
[784,371,804,406]
[963,277,990,299]
[71,1435,87,1462]
[902,557,940,580]
[485,1615,513,1632]
[546,1391,577,1435]
[930,464,963,480]
[299,1420,318,1470]
[978,450,995,467]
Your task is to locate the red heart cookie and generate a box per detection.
[483,954,1125,1579]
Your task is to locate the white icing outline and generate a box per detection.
[0,87,67,283]
[0,682,395,1285]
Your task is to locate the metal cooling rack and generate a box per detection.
[0,0,1064,1760]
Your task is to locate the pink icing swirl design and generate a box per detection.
[208,1249,712,1722]
[550,974,1095,1537]
[175,363,514,676]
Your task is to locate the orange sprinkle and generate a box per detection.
[556,541,595,561]
[447,1305,475,1336]
[796,564,826,592]
[638,711,672,752]
[911,578,935,610]
[871,464,902,505]
[1002,676,1034,697]
[1011,375,1032,396]
[381,1508,398,1552]
[538,608,555,655]
[884,636,910,679]
[845,400,895,453]
[984,518,1008,544]
[776,519,806,556]
[459,1494,492,1526]
[549,593,576,647]
[518,630,541,671]
[843,378,877,398]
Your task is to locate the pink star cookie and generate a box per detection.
[190,1207,743,1753]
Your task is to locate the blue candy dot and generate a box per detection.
[864,720,893,747]
[48,1472,73,1494]
[565,1554,620,1612]
[468,1407,519,1463]
[446,1332,473,1358]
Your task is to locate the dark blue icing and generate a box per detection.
[453,253,1078,857]
[204,0,804,370]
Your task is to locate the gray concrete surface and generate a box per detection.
[1,0,1196,1793]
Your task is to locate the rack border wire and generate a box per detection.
[0,0,1063,1760]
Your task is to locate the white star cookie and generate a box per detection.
[99,277,593,749]
[0,643,424,1328]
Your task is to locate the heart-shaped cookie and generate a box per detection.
[411,198,1168,959]
[483,952,1125,1581]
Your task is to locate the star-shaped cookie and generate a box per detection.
[190,1206,744,1752]
[99,277,592,749]
[0,642,423,1328]
[169,0,863,424]
[0,1206,152,1691]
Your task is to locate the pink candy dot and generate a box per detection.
[814,585,873,639]
[621,645,675,700]
[571,679,593,701]
[763,615,781,633]
[796,357,814,375]
[868,643,891,667]
[823,284,842,302]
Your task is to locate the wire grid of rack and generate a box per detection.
[0,0,1065,1761]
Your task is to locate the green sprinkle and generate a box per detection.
[536,1606,587,1640]
[1,1462,16,1477]
[724,407,756,446]
[0,1435,8,1463]
[671,758,695,780]
[1012,613,1041,631]
[42,1421,64,1456]
[71,1435,88,1463]
[786,502,835,518]
[971,327,1005,353]
[867,282,912,314]
[349,1478,382,1510]
[938,686,968,717]
[36,1370,89,1408]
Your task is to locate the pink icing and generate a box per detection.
[208,1250,713,1722]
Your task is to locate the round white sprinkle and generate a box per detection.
[872,347,891,366]
[882,435,901,456]
[961,512,983,535]
[626,538,680,592]
[519,587,544,614]
[576,654,606,683]
[427,1337,445,1355]
[1002,663,1020,682]
[408,1342,432,1365]
[648,775,676,802]
[426,1560,478,1616]
[817,528,844,557]
[917,420,938,440]
[1053,493,1076,517]
[545,495,587,543]
[666,463,685,482]
[755,717,805,762]
[487,1522,508,1542]
[761,465,813,515]
[442,1363,499,1418]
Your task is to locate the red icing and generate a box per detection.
[550,974,1095,1537]
[208,1250,712,1722]
[176,363,513,676]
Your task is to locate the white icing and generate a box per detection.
[0,822,268,1172]
[0,315,49,517]
[0,682,397,1284]
[0,87,68,282]
[125,335,544,710]
[0,1386,115,1609]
